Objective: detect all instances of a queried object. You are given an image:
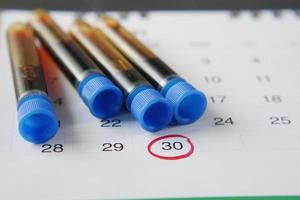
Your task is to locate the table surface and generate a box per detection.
[0,0,300,11]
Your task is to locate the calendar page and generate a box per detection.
[0,10,300,200]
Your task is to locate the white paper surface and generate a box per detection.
[0,10,300,200]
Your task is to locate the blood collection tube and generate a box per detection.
[7,23,58,143]
[70,20,173,132]
[28,10,123,118]
[96,16,207,125]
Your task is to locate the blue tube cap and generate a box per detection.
[164,79,207,125]
[18,94,58,144]
[130,87,173,132]
[79,73,123,118]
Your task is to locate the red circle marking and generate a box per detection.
[147,134,194,160]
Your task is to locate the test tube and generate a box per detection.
[28,10,123,118]
[96,16,207,125]
[7,23,58,143]
[70,20,173,132]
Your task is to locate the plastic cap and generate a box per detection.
[130,87,173,132]
[165,80,207,124]
[79,73,123,118]
[18,94,58,144]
